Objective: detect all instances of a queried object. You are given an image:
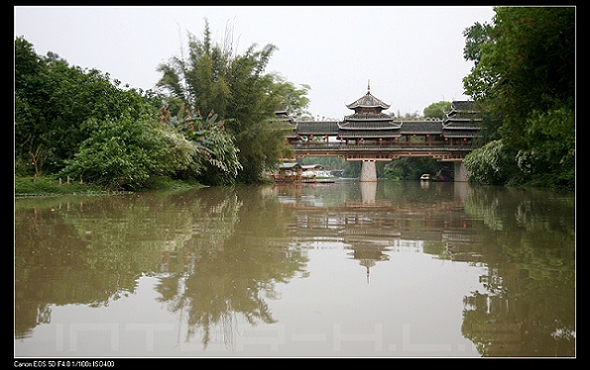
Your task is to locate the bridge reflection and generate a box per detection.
[267,181,481,281]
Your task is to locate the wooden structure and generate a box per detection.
[283,84,482,181]
[270,162,303,182]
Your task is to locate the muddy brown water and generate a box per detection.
[14,180,575,357]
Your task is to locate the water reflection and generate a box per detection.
[15,188,308,350]
[460,186,576,356]
[14,181,575,356]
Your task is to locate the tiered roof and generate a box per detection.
[274,109,295,125]
[340,87,398,138]
[446,101,478,116]
[283,83,481,141]
[346,91,391,110]
[442,101,481,138]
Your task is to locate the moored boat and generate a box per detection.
[420,174,431,181]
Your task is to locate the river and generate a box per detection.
[14,180,575,357]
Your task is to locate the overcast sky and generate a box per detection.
[14,6,496,119]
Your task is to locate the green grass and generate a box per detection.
[15,175,104,196]
[15,174,206,196]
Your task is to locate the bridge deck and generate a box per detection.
[289,142,475,162]
[290,143,475,150]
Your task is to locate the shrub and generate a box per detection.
[464,140,520,185]
[60,111,195,190]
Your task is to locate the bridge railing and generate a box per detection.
[289,142,476,151]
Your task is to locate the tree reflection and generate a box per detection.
[14,188,309,349]
[461,186,575,356]
[15,196,143,338]
[15,183,575,356]
[152,187,308,349]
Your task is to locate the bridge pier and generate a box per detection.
[360,160,377,182]
[453,161,470,182]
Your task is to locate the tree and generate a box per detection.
[60,111,194,190]
[15,36,48,175]
[464,7,574,133]
[15,36,160,175]
[269,73,312,120]
[156,19,308,183]
[423,101,451,119]
[464,140,520,185]
[384,157,444,181]
[462,21,495,69]
[462,7,575,189]
[163,105,242,185]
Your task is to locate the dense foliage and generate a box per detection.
[462,7,575,189]
[384,157,445,181]
[423,101,452,120]
[160,106,243,185]
[15,21,310,189]
[15,36,160,177]
[156,20,310,183]
[59,111,195,190]
[464,140,520,185]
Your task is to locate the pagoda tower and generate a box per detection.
[339,82,399,181]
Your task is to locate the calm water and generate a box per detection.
[14,180,575,357]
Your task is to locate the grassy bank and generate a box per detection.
[15,175,205,197]
[15,175,103,196]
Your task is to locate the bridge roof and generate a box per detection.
[343,113,395,122]
[339,121,400,130]
[346,91,391,110]
[442,130,480,138]
[290,121,340,135]
[443,119,480,128]
[287,119,480,139]
[274,109,295,124]
[449,100,477,113]
[399,121,443,134]
[445,101,481,120]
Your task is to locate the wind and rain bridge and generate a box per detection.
[277,84,481,181]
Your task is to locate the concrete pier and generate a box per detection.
[453,161,471,182]
[360,160,377,182]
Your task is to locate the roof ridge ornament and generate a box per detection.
[346,83,391,110]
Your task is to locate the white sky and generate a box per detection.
[14,6,495,119]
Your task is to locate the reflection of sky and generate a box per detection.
[277,195,327,207]
[15,182,575,357]
[300,196,324,208]
[262,246,486,357]
[15,246,484,357]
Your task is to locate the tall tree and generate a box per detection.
[156,20,309,183]
[14,36,160,175]
[462,21,495,69]
[462,7,575,188]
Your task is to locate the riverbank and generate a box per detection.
[14,175,206,197]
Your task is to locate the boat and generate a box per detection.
[420,174,431,181]
[431,168,454,182]
[270,162,338,183]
